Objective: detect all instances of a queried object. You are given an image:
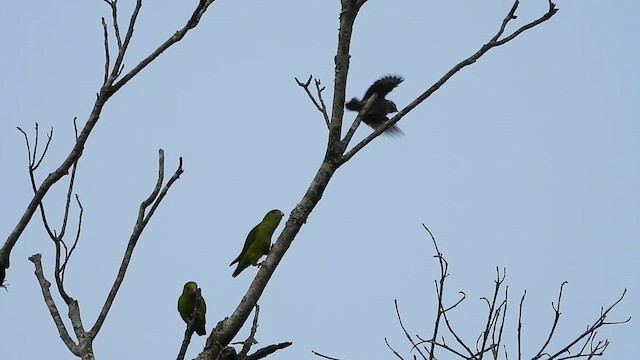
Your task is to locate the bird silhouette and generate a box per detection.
[345,75,404,136]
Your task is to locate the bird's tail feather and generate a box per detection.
[382,125,405,137]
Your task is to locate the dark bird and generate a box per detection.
[345,75,404,136]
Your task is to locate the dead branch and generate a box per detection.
[312,350,344,360]
[29,150,183,360]
[237,304,261,358]
[394,300,428,360]
[28,253,81,356]
[477,268,507,358]
[517,290,526,360]
[383,338,405,360]
[533,281,569,359]
[295,75,331,129]
[389,228,628,360]
[177,324,195,360]
[91,150,183,336]
[544,289,629,359]
[244,342,292,360]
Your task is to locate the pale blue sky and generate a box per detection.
[1,1,638,359]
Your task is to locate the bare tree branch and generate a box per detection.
[383,338,405,360]
[390,230,628,360]
[110,0,217,93]
[517,290,526,360]
[424,224,447,359]
[28,149,183,360]
[103,0,123,49]
[177,324,195,360]
[237,304,261,358]
[545,289,629,360]
[0,0,216,284]
[394,300,427,360]
[533,281,568,359]
[295,75,330,129]
[28,253,80,356]
[90,150,183,337]
[101,17,111,85]
[312,350,342,360]
[244,342,292,360]
[477,268,507,359]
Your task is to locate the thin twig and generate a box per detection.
[517,290,526,360]
[533,281,568,359]
[478,268,506,359]
[109,0,141,80]
[384,338,405,360]
[50,120,82,304]
[34,125,54,170]
[18,125,57,240]
[415,335,474,359]
[491,291,508,359]
[239,304,261,358]
[394,300,428,360]
[101,17,110,85]
[103,0,123,49]
[546,289,629,359]
[295,75,330,129]
[424,224,446,359]
[60,194,83,282]
[439,290,475,357]
[110,0,218,93]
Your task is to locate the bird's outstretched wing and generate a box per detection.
[362,75,404,100]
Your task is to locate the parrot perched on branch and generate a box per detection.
[230,209,285,277]
[177,281,207,336]
[345,75,405,136]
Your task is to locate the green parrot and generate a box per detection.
[177,281,207,336]
[230,209,285,277]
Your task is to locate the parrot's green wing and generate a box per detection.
[230,225,258,266]
[177,281,207,336]
[230,209,284,277]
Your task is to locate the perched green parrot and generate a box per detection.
[177,281,207,336]
[230,209,285,277]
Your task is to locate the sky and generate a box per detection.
[1,0,638,359]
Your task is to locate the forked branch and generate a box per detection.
[28,150,183,360]
[91,150,183,336]
[296,75,331,129]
